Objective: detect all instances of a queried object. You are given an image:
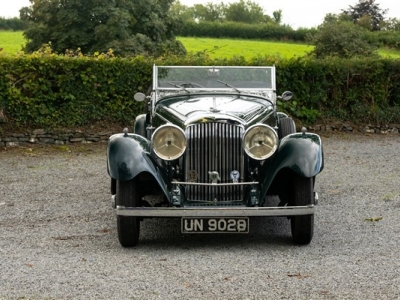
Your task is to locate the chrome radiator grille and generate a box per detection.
[184,123,245,204]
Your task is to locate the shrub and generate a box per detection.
[309,21,378,58]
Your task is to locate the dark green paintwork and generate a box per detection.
[259,132,324,199]
[107,133,171,197]
[107,92,324,206]
[153,93,276,130]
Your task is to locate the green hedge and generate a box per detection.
[0,17,26,31]
[276,57,400,123]
[178,21,400,50]
[1,51,400,129]
[178,21,317,42]
[0,53,153,127]
[366,31,400,49]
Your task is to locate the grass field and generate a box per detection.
[378,46,400,59]
[178,37,314,59]
[1,31,399,59]
[0,31,26,53]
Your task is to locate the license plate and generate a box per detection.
[181,217,249,233]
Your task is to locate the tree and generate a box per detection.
[381,17,400,31]
[170,1,283,25]
[342,0,387,31]
[20,0,186,56]
[224,0,265,24]
[322,13,353,24]
[169,1,196,22]
[192,3,225,22]
[272,10,283,24]
[310,19,378,58]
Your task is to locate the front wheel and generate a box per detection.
[291,175,315,245]
[278,117,296,139]
[116,179,140,247]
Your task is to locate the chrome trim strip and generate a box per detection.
[116,205,316,217]
[271,65,276,91]
[158,66,275,69]
[184,113,245,126]
[153,112,171,124]
[172,181,259,186]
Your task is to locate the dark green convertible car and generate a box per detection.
[107,65,324,247]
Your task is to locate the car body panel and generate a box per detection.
[107,134,171,197]
[259,133,323,199]
[107,131,323,206]
[152,94,276,130]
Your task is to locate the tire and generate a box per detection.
[291,175,315,245]
[111,178,116,195]
[116,179,140,247]
[278,117,296,139]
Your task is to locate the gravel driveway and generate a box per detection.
[0,133,399,299]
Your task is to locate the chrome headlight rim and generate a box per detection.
[242,124,278,160]
[151,124,187,161]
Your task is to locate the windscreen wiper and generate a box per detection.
[217,80,240,93]
[167,82,190,93]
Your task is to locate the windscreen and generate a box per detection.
[156,66,275,90]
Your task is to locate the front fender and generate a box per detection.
[260,133,324,196]
[107,133,151,181]
[107,133,172,200]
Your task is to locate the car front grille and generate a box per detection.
[184,122,245,205]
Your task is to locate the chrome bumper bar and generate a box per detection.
[172,181,259,186]
[116,205,315,217]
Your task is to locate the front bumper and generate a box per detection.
[115,205,316,217]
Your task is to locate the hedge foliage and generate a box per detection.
[0,17,26,31]
[366,30,400,49]
[1,50,400,129]
[178,21,317,42]
[276,57,400,123]
[0,52,153,127]
[178,21,400,50]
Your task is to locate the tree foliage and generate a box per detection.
[19,0,186,56]
[0,17,26,31]
[224,0,265,24]
[170,0,282,25]
[272,10,283,25]
[381,17,400,31]
[310,18,378,59]
[342,0,387,31]
[193,3,226,22]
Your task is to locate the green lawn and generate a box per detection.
[178,37,400,59]
[177,37,314,59]
[0,31,26,54]
[1,31,400,59]
[377,47,400,58]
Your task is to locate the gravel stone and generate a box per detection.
[0,134,399,299]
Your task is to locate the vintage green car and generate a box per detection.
[107,65,324,247]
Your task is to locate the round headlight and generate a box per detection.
[152,124,186,161]
[243,124,278,160]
